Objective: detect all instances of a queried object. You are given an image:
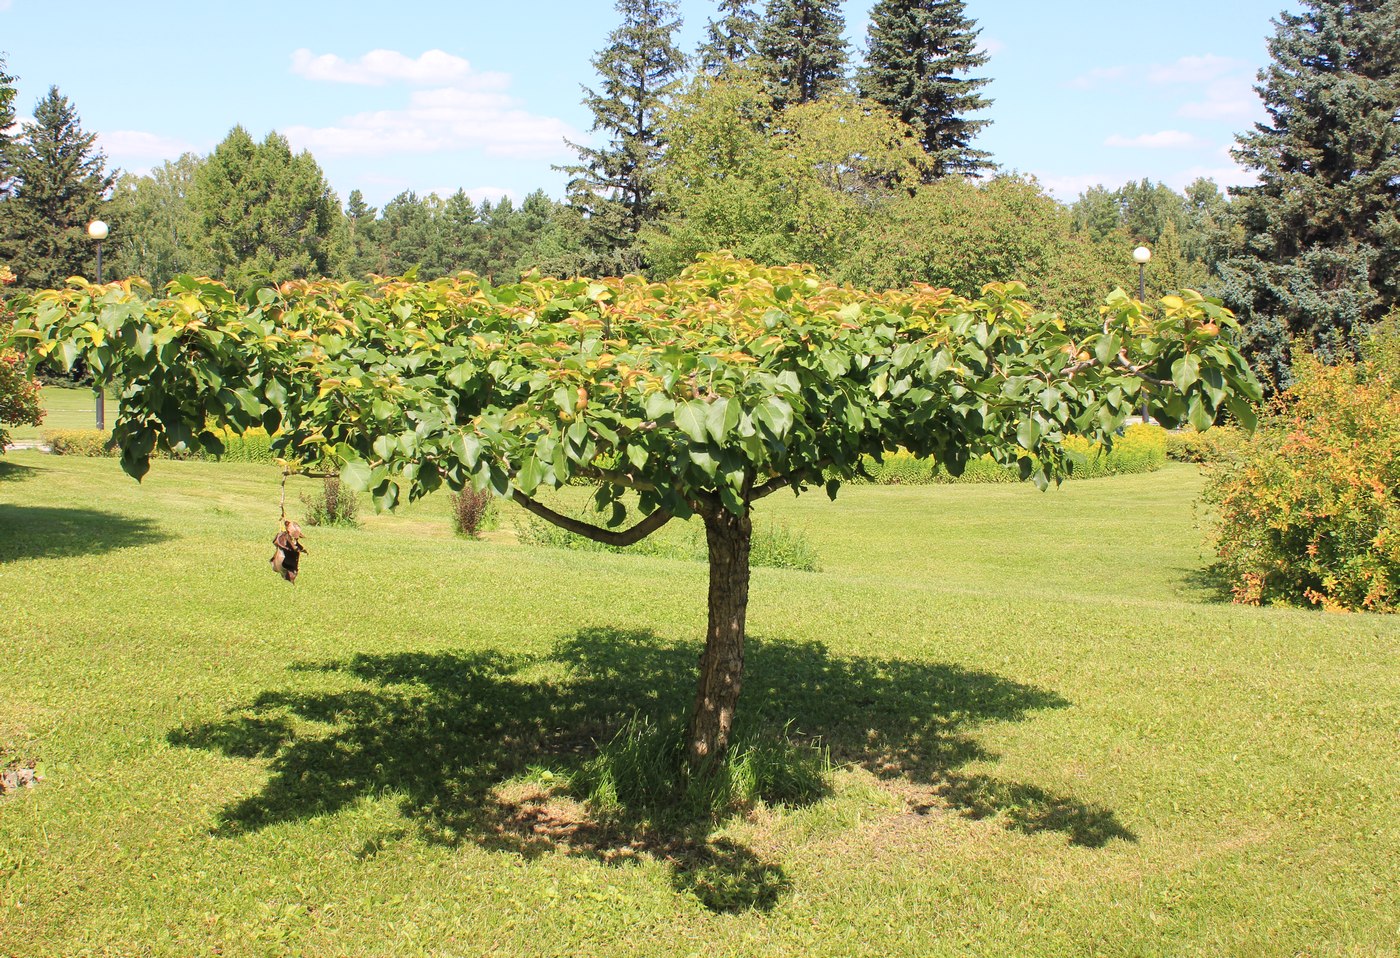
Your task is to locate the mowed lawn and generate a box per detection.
[6,385,113,441]
[0,452,1396,957]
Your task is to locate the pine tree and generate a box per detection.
[190,127,341,289]
[755,0,849,110]
[0,87,114,290]
[858,0,992,178]
[560,0,686,274]
[698,0,761,74]
[1221,0,1400,388]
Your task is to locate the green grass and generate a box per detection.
[1,453,1397,956]
[8,384,114,441]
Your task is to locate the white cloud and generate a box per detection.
[1066,66,1128,90]
[290,48,499,87]
[98,130,200,160]
[286,48,578,160]
[286,86,578,160]
[1104,130,1203,149]
[1148,54,1241,86]
[1162,163,1258,192]
[977,37,1006,57]
[1178,76,1260,120]
[0,1,13,12]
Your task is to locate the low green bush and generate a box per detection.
[1166,426,1248,464]
[1204,322,1399,612]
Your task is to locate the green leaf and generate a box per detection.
[341,459,373,492]
[1016,417,1042,450]
[644,391,675,420]
[1187,394,1214,432]
[1228,396,1259,432]
[675,400,709,443]
[626,443,648,470]
[372,435,396,461]
[755,397,793,439]
[453,434,481,469]
[1094,333,1121,368]
[1172,353,1201,392]
[705,397,736,443]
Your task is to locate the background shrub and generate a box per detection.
[1204,321,1400,612]
[43,426,278,463]
[448,488,497,538]
[300,477,359,528]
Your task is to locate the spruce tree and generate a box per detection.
[858,0,992,178]
[561,0,686,274]
[0,87,114,290]
[698,0,761,74]
[1221,0,1400,388]
[755,0,849,110]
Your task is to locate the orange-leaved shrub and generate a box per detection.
[1205,318,1400,612]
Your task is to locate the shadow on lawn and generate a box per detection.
[170,628,1134,911]
[0,503,168,561]
[0,460,38,483]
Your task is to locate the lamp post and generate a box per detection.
[1133,245,1152,424]
[88,220,108,430]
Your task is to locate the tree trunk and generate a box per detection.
[685,504,753,771]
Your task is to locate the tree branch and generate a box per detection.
[511,491,672,546]
[749,459,832,501]
[576,466,657,492]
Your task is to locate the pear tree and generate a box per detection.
[9,254,1260,768]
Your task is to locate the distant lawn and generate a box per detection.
[0,454,1396,956]
[7,384,112,440]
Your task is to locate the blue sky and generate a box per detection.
[1,0,1299,208]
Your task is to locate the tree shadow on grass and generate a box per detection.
[0,460,39,484]
[1176,563,1240,604]
[0,504,168,561]
[170,628,1134,911]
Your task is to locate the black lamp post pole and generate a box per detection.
[94,238,105,430]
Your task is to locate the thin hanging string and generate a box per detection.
[279,468,289,529]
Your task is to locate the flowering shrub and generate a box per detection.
[1205,319,1400,612]
[0,265,44,448]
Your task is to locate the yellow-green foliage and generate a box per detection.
[1205,336,1400,612]
[44,427,275,462]
[42,428,116,457]
[854,425,1167,485]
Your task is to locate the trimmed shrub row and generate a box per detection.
[42,428,276,463]
[850,424,1167,485]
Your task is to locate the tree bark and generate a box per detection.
[685,504,753,771]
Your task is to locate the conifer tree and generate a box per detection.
[858,0,992,178]
[343,189,380,279]
[0,87,113,290]
[1220,0,1400,388]
[0,55,17,198]
[561,0,686,274]
[698,0,761,74]
[755,0,849,110]
[190,127,341,289]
